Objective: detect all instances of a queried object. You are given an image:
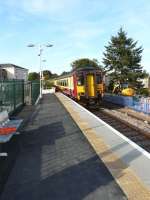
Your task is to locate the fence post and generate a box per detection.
[31,81,33,105]
[22,80,25,105]
[13,80,16,110]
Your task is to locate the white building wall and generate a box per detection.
[1,66,28,80]
[14,68,28,80]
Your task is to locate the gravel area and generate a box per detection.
[117,107,150,124]
[101,108,150,136]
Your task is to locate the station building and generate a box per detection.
[0,64,28,81]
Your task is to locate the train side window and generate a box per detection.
[77,76,84,86]
[96,75,102,84]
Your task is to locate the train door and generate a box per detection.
[86,74,95,97]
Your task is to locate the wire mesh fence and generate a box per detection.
[0,80,40,114]
[31,81,40,105]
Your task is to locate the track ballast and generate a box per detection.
[80,102,150,153]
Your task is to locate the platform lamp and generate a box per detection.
[27,43,53,99]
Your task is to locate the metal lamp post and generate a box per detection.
[27,43,53,99]
[41,59,46,90]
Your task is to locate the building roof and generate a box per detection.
[0,63,28,70]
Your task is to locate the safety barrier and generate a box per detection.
[131,97,150,114]
[103,93,150,114]
[0,80,40,114]
[103,93,133,106]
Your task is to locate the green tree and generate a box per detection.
[71,58,102,69]
[28,72,39,81]
[60,71,70,76]
[51,73,58,78]
[43,70,52,80]
[103,28,145,88]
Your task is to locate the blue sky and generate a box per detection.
[0,0,150,74]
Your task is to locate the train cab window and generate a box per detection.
[96,75,102,84]
[77,76,84,86]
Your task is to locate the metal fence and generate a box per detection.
[103,93,150,114]
[31,81,40,105]
[131,97,150,114]
[0,80,40,114]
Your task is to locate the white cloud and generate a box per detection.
[1,0,150,74]
[3,0,79,15]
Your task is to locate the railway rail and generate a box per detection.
[78,101,150,153]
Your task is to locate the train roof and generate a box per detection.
[73,66,102,72]
[54,66,102,80]
[54,72,73,80]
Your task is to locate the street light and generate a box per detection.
[27,43,53,98]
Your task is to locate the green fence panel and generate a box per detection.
[0,80,16,113]
[24,81,31,105]
[31,81,40,104]
[0,80,40,114]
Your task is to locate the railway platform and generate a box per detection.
[56,93,150,200]
[0,93,150,199]
[0,93,127,200]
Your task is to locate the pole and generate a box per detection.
[39,45,42,99]
[27,43,53,99]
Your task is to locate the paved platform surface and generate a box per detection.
[56,93,150,200]
[0,94,126,200]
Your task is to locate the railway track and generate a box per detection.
[99,101,150,125]
[79,102,150,153]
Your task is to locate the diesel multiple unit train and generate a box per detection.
[54,66,105,104]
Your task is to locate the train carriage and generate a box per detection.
[54,66,104,104]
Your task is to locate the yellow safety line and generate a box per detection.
[56,93,150,200]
